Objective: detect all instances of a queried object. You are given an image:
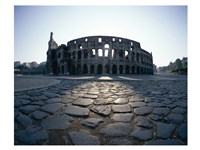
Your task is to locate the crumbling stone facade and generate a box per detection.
[46,32,153,75]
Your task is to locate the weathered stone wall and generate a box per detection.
[47,35,153,75]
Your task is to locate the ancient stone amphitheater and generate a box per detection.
[46,32,153,75]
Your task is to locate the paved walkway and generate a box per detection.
[14,74,187,145]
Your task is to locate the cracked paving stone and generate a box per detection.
[134,106,153,115]
[32,100,44,106]
[19,105,40,114]
[16,114,32,128]
[46,98,61,103]
[107,138,133,145]
[129,96,144,102]
[43,92,60,98]
[164,113,184,124]
[100,122,132,137]
[91,105,111,116]
[177,123,187,140]
[172,107,187,114]
[82,94,98,99]
[114,98,128,104]
[72,98,93,107]
[147,102,165,107]
[41,103,64,114]
[68,130,100,145]
[156,122,176,139]
[15,126,48,144]
[111,113,134,123]
[130,127,153,141]
[152,107,170,116]
[32,111,47,120]
[145,139,183,145]
[134,116,153,128]
[93,98,114,105]
[41,114,73,130]
[112,104,131,113]
[64,105,90,117]
[80,118,104,128]
[27,91,41,97]
[129,102,146,108]
[173,101,187,108]
[148,114,163,121]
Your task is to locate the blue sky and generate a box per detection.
[14,6,187,67]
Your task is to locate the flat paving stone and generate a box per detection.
[32,100,44,106]
[173,101,187,108]
[134,116,153,128]
[46,98,62,103]
[129,102,146,108]
[16,114,32,128]
[164,113,184,124]
[107,138,133,145]
[68,130,100,145]
[129,96,144,102]
[131,127,153,141]
[80,118,104,128]
[32,111,47,120]
[111,113,134,123]
[112,104,131,113]
[43,92,60,98]
[41,114,73,130]
[72,98,93,107]
[177,123,187,140]
[172,107,187,114]
[152,107,170,116]
[64,105,90,117]
[41,103,64,113]
[19,105,40,114]
[93,98,114,105]
[134,106,153,115]
[148,114,163,121]
[156,122,176,139]
[15,127,48,144]
[114,98,128,104]
[83,94,98,99]
[145,139,183,145]
[100,122,132,137]
[91,105,111,116]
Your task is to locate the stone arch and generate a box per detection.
[98,49,103,57]
[105,64,110,74]
[57,66,60,74]
[73,51,76,59]
[112,65,117,74]
[119,65,123,74]
[52,61,58,75]
[136,53,140,62]
[131,66,135,74]
[78,51,81,59]
[83,64,88,74]
[104,43,110,49]
[77,64,81,74]
[125,65,130,74]
[97,64,103,74]
[61,65,64,74]
[84,49,88,59]
[90,65,95,74]
[137,66,140,74]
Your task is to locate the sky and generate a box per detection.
[14,6,187,67]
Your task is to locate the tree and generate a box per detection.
[175,58,182,74]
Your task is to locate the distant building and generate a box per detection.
[14,61,21,68]
[30,61,38,69]
[46,32,154,75]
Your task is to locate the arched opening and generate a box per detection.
[78,44,82,49]
[71,65,76,74]
[132,66,135,74]
[73,51,76,59]
[112,65,117,74]
[97,64,103,74]
[61,65,64,74]
[58,52,61,59]
[91,49,95,57]
[119,65,123,74]
[57,66,60,74]
[51,50,56,60]
[104,49,109,57]
[90,65,95,74]
[137,66,140,74]
[112,49,117,59]
[83,64,88,74]
[52,61,58,75]
[105,64,110,74]
[98,49,103,57]
[78,51,81,59]
[125,65,130,74]
[104,44,110,49]
[119,50,124,59]
[77,64,81,74]
[141,67,144,74]
[125,51,129,60]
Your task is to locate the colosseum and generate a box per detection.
[46,32,153,75]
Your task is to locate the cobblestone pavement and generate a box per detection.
[14,79,187,145]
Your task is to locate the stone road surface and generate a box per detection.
[14,75,187,145]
